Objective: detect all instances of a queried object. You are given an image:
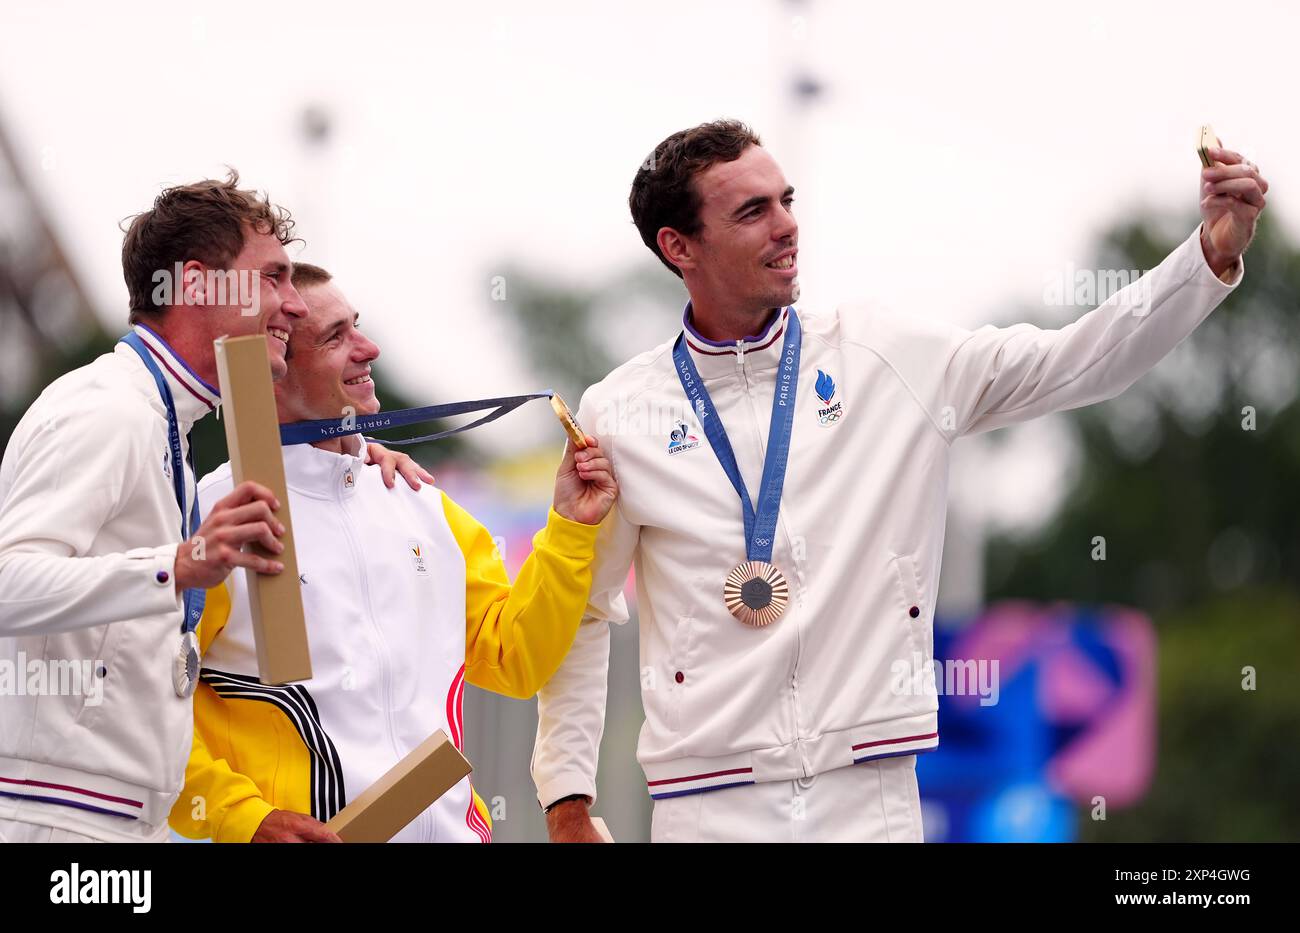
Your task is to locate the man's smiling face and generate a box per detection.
[677,145,799,315]
[274,281,381,424]
[196,227,307,380]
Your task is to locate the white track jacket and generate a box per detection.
[172,444,598,843]
[0,325,218,839]
[532,225,1241,804]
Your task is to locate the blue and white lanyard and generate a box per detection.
[120,333,205,635]
[671,309,802,563]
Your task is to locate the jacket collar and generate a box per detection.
[681,302,792,380]
[282,440,367,498]
[121,323,221,426]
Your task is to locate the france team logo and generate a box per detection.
[815,370,844,426]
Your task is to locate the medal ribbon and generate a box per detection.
[119,333,206,636]
[671,309,801,564]
[124,339,560,628]
[278,392,556,446]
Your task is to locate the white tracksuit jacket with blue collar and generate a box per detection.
[0,324,219,840]
[531,224,1240,805]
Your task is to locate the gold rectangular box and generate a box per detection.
[326,730,473,843]
[213,334,312,685]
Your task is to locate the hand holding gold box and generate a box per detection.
[325,730,473,843]
[213,334,312,685]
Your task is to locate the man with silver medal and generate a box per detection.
[0,175,430,844]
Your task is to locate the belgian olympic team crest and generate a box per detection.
[667,420,701,455]
[408,538,429,576]
[815,370,845,426]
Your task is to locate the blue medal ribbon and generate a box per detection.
[672,309,801,564]
[119,333,205,635]
[278,392,556,446]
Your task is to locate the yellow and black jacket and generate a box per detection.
[168,443,597,842]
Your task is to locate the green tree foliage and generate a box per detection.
[987,213,1299,609]
[983,213,1300,841]
[1085,590,1300,842]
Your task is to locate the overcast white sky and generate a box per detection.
[2,0,1294,531]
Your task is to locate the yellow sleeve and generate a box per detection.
[167,581,277,843]
[442,492,599,700]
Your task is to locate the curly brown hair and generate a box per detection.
[629,119,762,278]
[120,170,299,324]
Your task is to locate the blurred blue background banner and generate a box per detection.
[919,605,1155,842]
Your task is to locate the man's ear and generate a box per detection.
[657,227,693,274]
[180,260,208,307]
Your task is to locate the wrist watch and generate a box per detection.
[544,793,589,814]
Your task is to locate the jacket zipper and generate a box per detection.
[735,338,807,772]
[337,480,432,841]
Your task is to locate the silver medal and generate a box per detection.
[174,630,200,698]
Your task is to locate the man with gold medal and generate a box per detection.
[533,120,1266,842]
[170,264,617,843]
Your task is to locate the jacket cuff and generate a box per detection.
[1191,222,1245,288]
[125,543,184,617]
[217,796,278,843]
[535,507,600,561]
[536,772,599,811]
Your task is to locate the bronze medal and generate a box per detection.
[724,561,789,627]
